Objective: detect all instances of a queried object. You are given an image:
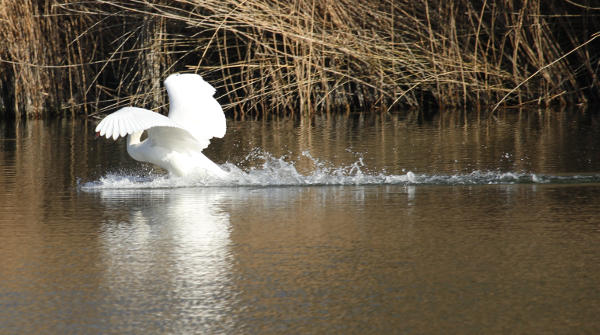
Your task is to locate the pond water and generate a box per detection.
[1,111,600,333]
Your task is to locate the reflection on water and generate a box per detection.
[1,112,600,333]
[97,188,234,333]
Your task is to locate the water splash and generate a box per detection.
[80,149,600,190]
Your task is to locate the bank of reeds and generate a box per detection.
[1,0,599,119]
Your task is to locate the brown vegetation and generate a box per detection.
[1,0,599,119]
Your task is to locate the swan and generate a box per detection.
[95,73,228,178]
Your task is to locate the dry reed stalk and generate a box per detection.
[0,0,48,118]
[0,0,599,119]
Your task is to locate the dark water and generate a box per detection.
[1,112,600,333]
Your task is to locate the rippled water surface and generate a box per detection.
[1,112,600,333]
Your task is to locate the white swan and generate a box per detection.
[95,73,228,178]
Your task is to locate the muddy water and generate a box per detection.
[1,112,599,333]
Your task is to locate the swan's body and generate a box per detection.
[95,73,228,178]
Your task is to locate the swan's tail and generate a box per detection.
[168,152,228,179]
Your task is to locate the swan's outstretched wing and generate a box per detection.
[95,107,177,140]
[164,73,226,150]
[146,126,207,154]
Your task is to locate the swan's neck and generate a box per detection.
[126,131,145,161]
[127,131,143,146]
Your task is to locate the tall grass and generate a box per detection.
[1,0,599,119]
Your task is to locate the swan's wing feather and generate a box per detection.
[95,107,176,140]
[147,126,208,154]
[119,118,128,138]
[164,73,226,149]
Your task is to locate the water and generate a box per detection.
[1,112,600,333]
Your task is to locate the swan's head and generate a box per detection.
[164,73,216,101]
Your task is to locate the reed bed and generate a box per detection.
[1,0,599,119]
